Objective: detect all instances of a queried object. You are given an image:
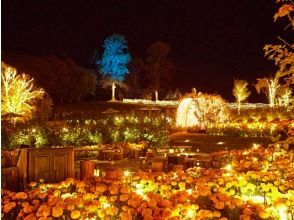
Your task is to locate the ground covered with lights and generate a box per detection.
[2,141,294,220]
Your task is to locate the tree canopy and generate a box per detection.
[96,34,131,81]
[1,61,45,121]
[3,53,97,103]
[145,41,175,95]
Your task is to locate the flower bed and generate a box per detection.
[2,141,294,219]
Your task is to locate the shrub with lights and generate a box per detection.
[1,113,169,149]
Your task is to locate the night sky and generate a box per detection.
[2,0,289,101]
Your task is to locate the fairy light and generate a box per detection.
[252,143,260,150]
[187,208,196,218]
[187,189,193,195]
[224,164,233,172]
[124,170,130,177]
[1,62,44,120]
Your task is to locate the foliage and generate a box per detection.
[99,77,129,100]
[1,113,169,149]
[33,94,54,123]
[164,89,182,100]
[145,41,175,95]
[67,64,97,102]
[96,34,131,81]
[264,45,294,84]
[207,106,294,137]
[277,85,293,106]
[2,54,97,103]
[233,79,251,113]
[255,77,280,107]
[125,57,145,98]
[1,62,45,121]
[264,0,294,85]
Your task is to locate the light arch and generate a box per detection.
[176,97,199,127]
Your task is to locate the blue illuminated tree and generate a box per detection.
[97,34,131,80]
[96,34,131,100]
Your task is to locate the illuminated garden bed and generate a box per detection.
[2,141,293,219]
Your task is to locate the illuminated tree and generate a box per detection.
[146,41,175,99]
[1,62,44,120]
[3,54,97,103]
[277,86,293,107]
[96,34,131,101]
[233,79,251,113]
[255,77,280,108]
[264,0,294,85]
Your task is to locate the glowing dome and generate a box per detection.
[176,93,229,129]
[176,97,198,127]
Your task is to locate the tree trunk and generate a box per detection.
[111,83,116,101]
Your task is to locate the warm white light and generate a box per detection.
[102,202,110,208]
[62,127,68,132]
[176,98,198,127]
[187,208,196,218]
[277,205,289,220]
[124,170,130,177]
[224,164,233,172]
[252,143,260,149]
[187,189,193,195]
[1,62,44,120]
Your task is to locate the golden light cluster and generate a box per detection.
[1,62,44,121]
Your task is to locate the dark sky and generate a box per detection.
[2,0,289,101]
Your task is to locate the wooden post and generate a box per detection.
[80,160,95,180]
[17,148,28,189]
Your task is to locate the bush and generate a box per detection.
[1,113,169,149]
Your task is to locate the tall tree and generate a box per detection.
[255,77,280,108]
[96,34,131,101]
[66,61,97,102]
[232,79,251,113]
[145,41,174,100]
[126,57,145,98]
[3,53,97,103]
[264,1,294,85]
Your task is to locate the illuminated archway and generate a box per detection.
[176,97,198,127]
[176,93,229,129]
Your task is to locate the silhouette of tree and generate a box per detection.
[145,41,174,98]
[126,57,145,98]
